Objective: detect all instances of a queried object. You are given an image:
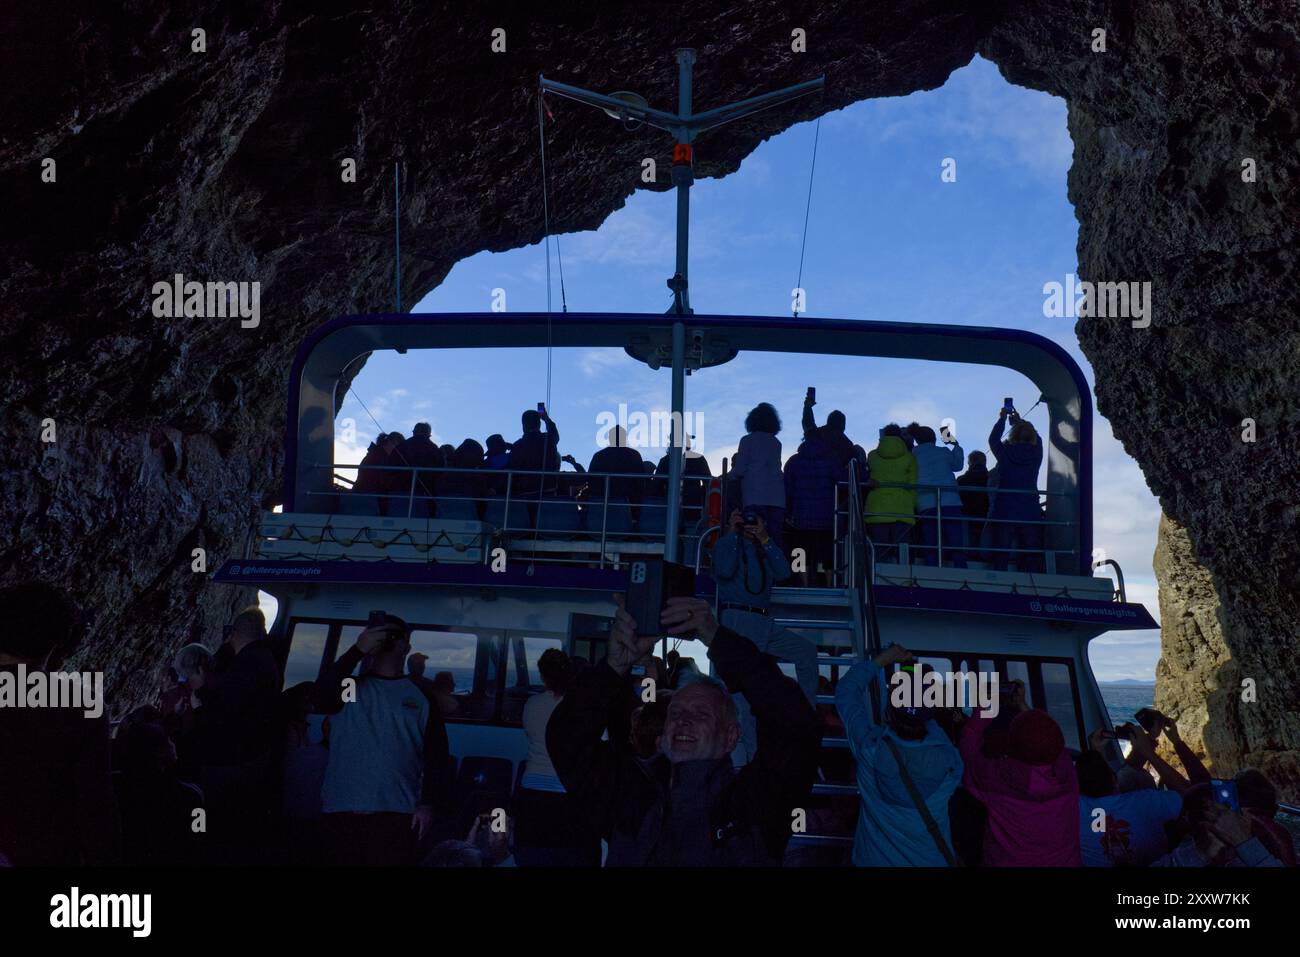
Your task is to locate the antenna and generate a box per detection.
[541,51,824,316]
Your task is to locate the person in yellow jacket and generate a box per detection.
[864,424,917,563]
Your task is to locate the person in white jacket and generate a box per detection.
[907,423,967,568]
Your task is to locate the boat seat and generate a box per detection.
[536,498,582,535]
[584,498,633,535]
[483,497,531,531]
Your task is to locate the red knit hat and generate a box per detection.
[1008,709,1065,766]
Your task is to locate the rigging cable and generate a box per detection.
[794,114,821,318]
[394,162,401,312]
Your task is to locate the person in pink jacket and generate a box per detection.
[959,680,1081,866]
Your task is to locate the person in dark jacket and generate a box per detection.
[587,425,646,507]
[547,595,822,866]
[354,431,402,512]
[508,407,561,498]
[187,606,282,864]
[0,582,115,867]
[802,392,866,471]
[956,450,991,561]
[986,410,1044,571]
[783,435,844,586]
[655,435,713,529]
[439,438,486,519]
[395,423,443,514]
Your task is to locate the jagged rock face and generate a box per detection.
[2,3,1297,790]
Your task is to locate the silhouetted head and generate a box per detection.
[1075,749,1117,798]
[484,434,509,456]
[174,643,213,682]
[967,450,987,469]
[605,425,627,448]
[744,402,781,436]
[521,410,542,433]
[881,423,905,440]
[1008,709,1066,766]
[413,422,433,439]
[455,439,484,469]
[230,607,266,647]
[906,422,937,446]
[0,582,79,666]
[827,409,846,432]
[381,432,402,451]
[406,652,428,677]
[537,647,571,695]
[1010,420,1038,445]
[433,671,455,693]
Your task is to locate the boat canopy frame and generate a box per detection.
[284,311,1093,574]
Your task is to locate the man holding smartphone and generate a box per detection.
[507,405,561,498]
[314,613,449,866]
[547,594,821,866]
[711,509,819,766]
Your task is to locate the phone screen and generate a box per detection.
[1002,397,1015,412]
[537,402,546,414]
[1210,779,1240,811]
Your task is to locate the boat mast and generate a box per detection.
[540,53,824,562]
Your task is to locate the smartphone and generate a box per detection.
[742,509,760,527]
[806,386,815,403]
[537,402,546,414]
[1210,779,1240,811]
[626,559,696,638]
[1114,723,1132,740]
[367,610,387,629]
[940,424,954,443]
[1002,397,1015,413]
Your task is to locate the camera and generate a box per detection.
[742,510,760,527]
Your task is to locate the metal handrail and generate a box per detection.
[1093,558,1127,603]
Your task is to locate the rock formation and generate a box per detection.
[2,3,1296,792]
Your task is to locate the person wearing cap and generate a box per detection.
[835,645,964,866]
[959,680,1081,865]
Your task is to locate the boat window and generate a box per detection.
[1040,661,1081,752]
[283,621,331,689]
[409,629,494,722]
[502,634,565,724]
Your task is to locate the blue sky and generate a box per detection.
[329,56,1163,681]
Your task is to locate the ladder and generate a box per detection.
[774,460,880,857]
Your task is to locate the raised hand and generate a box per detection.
[607,594,660,676]
[661,597,719,644]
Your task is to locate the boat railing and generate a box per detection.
[298,462,709,569]
[838,478,1080,577]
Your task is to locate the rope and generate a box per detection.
[394,162,401,312]
[794,115,821,317]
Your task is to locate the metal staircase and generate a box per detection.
[773,461,880,858]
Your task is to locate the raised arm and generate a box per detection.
[1160,715,1211,785]
[547,596,655,807]
[802,400,818,438]
[988,413,1008,459]
[1125,724,1190,793]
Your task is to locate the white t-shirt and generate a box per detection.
[521,691,565,793]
